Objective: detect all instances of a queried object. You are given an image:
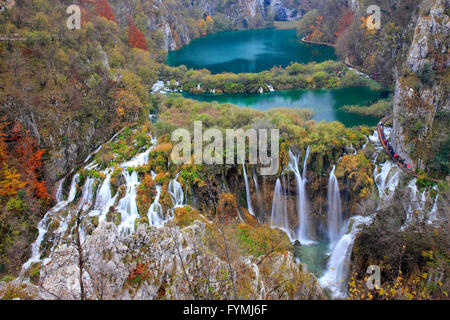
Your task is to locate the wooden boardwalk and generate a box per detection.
[377,116,439,183]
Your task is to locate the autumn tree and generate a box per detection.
[0,118,26,197]
[95,0,116,22]
[128,19,148,51]
[10,123,50,200]
[335,9,353,37]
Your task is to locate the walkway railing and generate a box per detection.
[377,116,439,183]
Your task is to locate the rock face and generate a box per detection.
[17,221,323,300]
[266,0,302,21]
[111,0,303,51]
[392,0,449,170]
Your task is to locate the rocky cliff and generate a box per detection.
[110,0,304,51]
[392,0,449,173]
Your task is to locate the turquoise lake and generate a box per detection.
[181,87,387,127]
[167,28,386,126]
[167,28,337,74]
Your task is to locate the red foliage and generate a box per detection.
[95,0,116,22]
[10,123,50,200]
[128,262,151,285]
[335,9,354,37]
[128,19,148,51]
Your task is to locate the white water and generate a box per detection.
[327,165,343,245]
[96,172,118,223]
[270,178,294,241]
[79,177,95,212]
[21,131,190,277]
[320,215,374,298]
[427,186,439,224]
[21,174,79,273]
[147,182,163,227]
[242,164,255,216]
[374,161,400,201]
[286,149,314,245]
[169,174,185,209]
[116,171,140,234]
[302,146,310,183]
[253,166,264,221]
[401,178,429,230]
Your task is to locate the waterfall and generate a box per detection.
[79,177,95,212]
[302,146,310,183]
[427,186,439,224]
[320,215,374,298]
[96,173,117,223]
[374,161,400,200]
[348,144,357,155]
[271,178,293,241]
[67,174,79,203]
[21,132,161,275]
[55,179,64,203]
[169,175,184,208]
[21,174,79,273]
[266,83,274,92]
[287,149,313,245]
[242,164,255,216]
[117,171,140,234]
[327,165,342,244]
[95,173,112,210]
[401,178,429,230]
[253,166,264,220]
[148,184,164,227]
[362,135,369,150]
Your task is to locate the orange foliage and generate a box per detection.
[95,0,116,22]
[335,9,353,37]
[114,89,141,123]
[10,123,50,200]
[127,262,151,287]
[307,15,324,41]
[0,118,26,197]
[217,192,239,224]
[198,19,206,36]
[128,19,148,51]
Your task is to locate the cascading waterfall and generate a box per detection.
[95,173,112,209]
[427,186,439,224]
[21,174,79,273]
[169,174,185,209]
[327,165,342,245]
[286,149,313,245]
[148,185,163,227]
[148,171,164,227]
[242,164,255,216]
[116,170,140,234]
[253,166,264,219]
[302,146,310,182]
[79,177,95,211]
[96,172,118,223]
[401,178,429,231]
[22,132,181,276]
[374,161,400,201]
[67,174,79,203]
[319,215,374,298]
[55,179,64,203]
[271,179,293,241]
